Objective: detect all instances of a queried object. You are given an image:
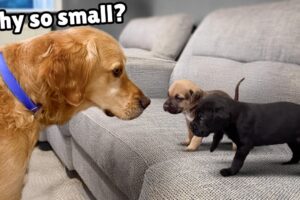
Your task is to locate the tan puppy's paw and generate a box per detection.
[185,136,203,151]
[185,145,198,151]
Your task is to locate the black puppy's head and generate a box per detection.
[190,94,232,137]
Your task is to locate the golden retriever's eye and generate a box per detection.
[112,68,122,77]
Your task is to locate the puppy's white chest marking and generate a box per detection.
[184,112,194,122]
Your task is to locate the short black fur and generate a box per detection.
[190,94,300,177]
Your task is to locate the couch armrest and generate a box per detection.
[126,57,175,98]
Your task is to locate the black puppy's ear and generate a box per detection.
[214,107,230,120]
[190,90,203,103]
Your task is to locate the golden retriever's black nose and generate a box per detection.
[140,96,151,109]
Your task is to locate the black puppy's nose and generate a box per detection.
[140,96,151,109]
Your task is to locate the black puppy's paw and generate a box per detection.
[220,168,234,177]
[210,145,217,152]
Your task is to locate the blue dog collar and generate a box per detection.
[0,53,40,113]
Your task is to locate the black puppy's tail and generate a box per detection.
[234,77,245,101]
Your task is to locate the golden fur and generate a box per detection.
[0,27,149,200]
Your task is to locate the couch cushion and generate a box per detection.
[171,0,300,104]
[193,1,300,64]
[45,125,74,170]
[119,14,194,60]
[171,56,300,104]
[70,99,224,200]
[58,123,71,137]
[139,146,300,200]
[70,99,296,200]
[123,48,155,60]
[125,55,175,98]
[72,140,128,200]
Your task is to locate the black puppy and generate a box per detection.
[190,94,300,177]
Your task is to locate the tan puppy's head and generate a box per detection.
[5,27,150,124]
[163,80,203,114]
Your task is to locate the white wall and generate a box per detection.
[0,0,61,46]
[0,26,50,46]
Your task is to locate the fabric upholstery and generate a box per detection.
[69,99,299,200]
[123,48,157,60]
[139,145,300,200]
[119,14,194,60]
[191,1,300,65]
[72,139,128,200]
[39,130,47,142]
[45,125,74,170]
[171,0,300,104]
[58,123,71,137]
[126,56,175,98]
[69,99,232,200]
[171,56,300,104]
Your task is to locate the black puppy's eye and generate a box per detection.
[197,112,203,119]
[214,107,222,112]
[112,68,122,77]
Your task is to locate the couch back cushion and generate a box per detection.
[119,14,194,60]
[171,1,300,104]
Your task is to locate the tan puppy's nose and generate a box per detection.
[139,96,151,109]
[163,102,169,111]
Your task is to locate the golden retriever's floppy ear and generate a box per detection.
[39,38,95,107]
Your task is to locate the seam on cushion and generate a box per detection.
[81,110,151,168]
[191,54,300,66]
[128,63,175,71]
[191,54,248,63]
[128,57,176,64]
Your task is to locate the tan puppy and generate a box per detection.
[0,27,150,200]
[163,78,244,151]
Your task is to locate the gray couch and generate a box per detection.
[41,1,300,199]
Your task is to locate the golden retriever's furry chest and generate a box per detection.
[0,82,38,132]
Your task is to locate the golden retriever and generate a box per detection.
[0,27,150,200]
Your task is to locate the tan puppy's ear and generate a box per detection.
[190,90,203,103]
[39,39,93,107]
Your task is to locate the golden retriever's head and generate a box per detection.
[16,27,150,124]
